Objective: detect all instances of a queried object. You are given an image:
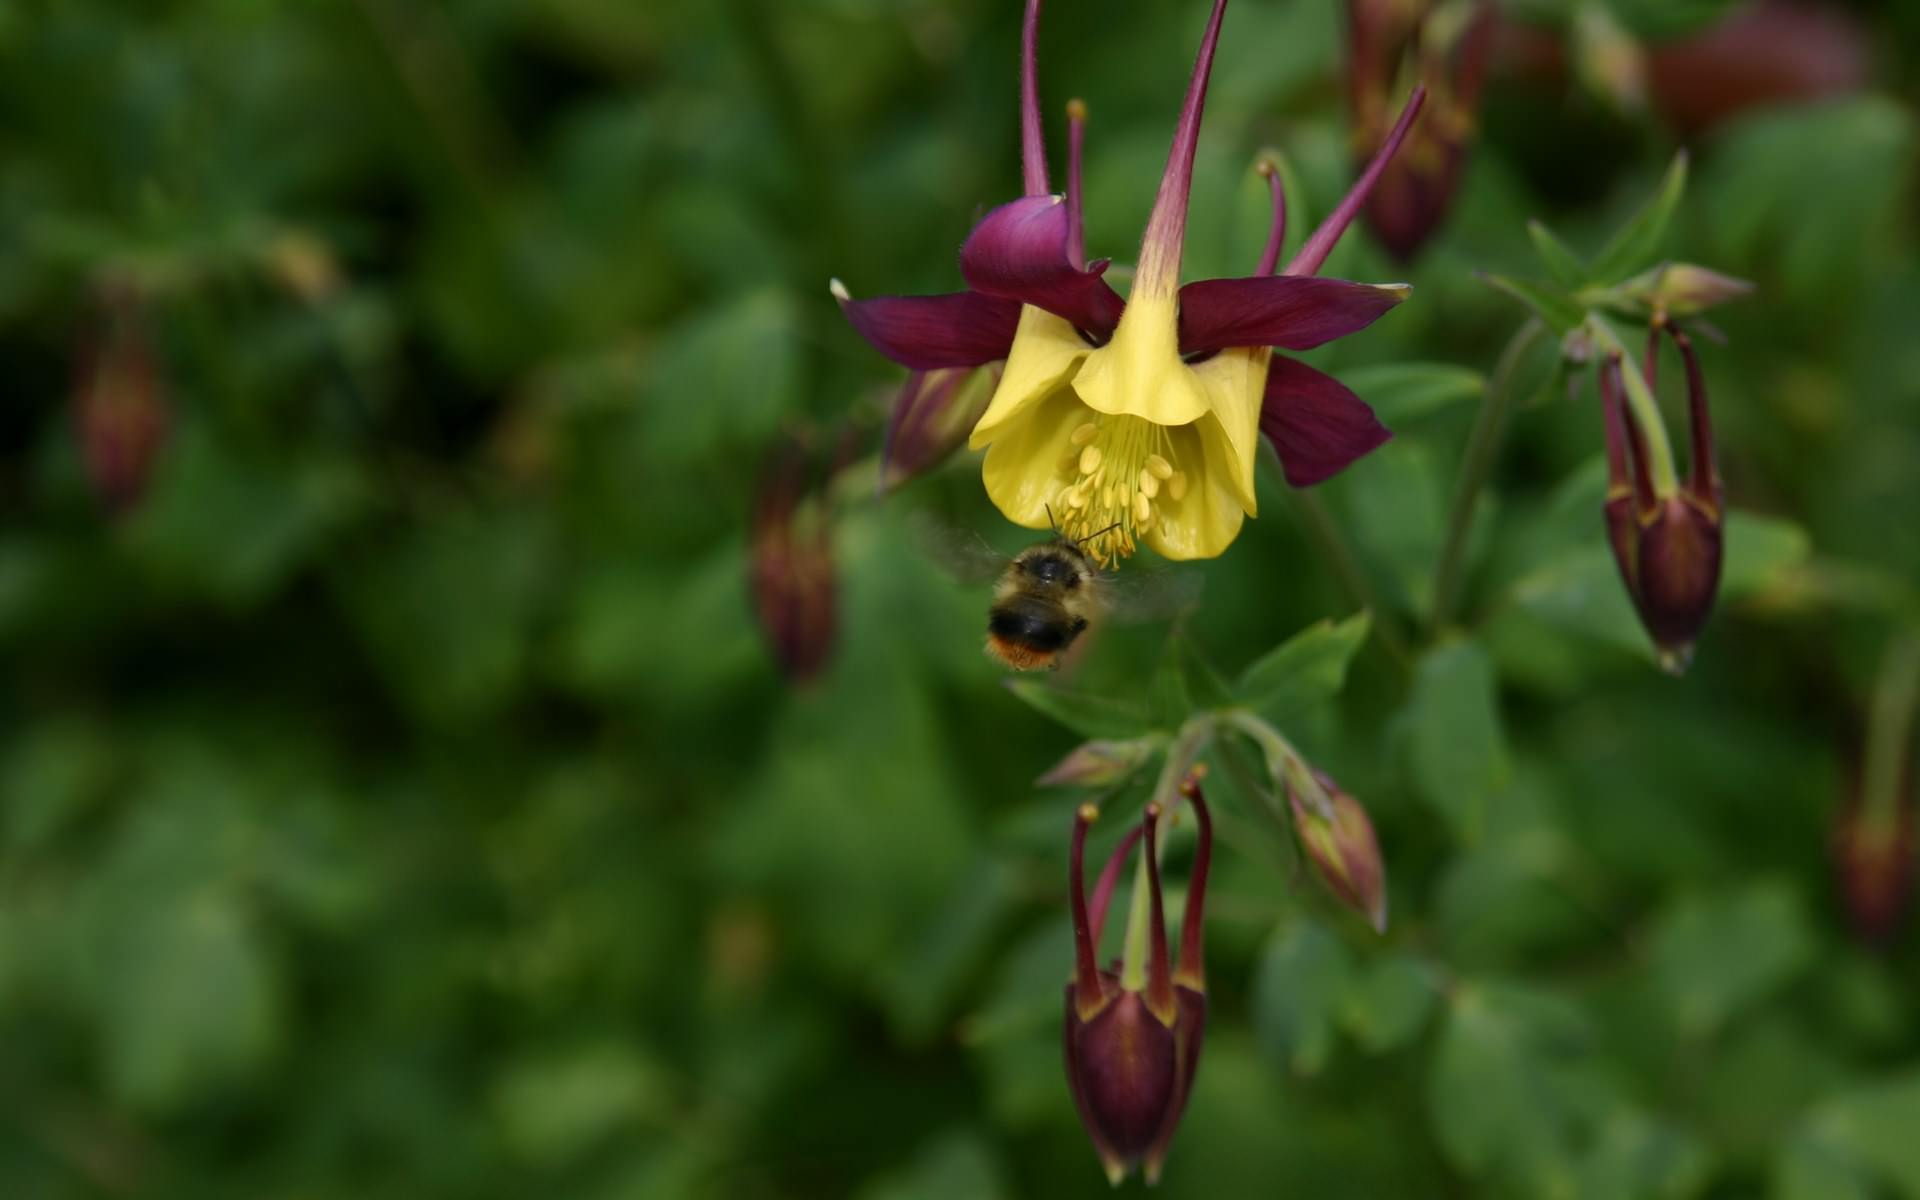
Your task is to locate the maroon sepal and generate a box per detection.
[959,195,1125,342]
[1258,355,1393,487]
[833,286,1020,370]
[1177,274,1406,356]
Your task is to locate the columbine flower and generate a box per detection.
[1065,775,1213,1185]
[73,281,168,513]
[1346,0,1494,261]
[833,0,1423,566]
[1600,325,1723,673]
[1285,764,1388,933]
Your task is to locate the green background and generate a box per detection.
[3,0,1919,1196]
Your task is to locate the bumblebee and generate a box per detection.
[986,538,1105,671]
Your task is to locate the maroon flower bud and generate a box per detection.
[1833,637,1920,944]
[1834,779,1915,945]
[73,283,169,513]
[748,431,839,684]
[878,364,996,495]
[1065,776,1212,1185]
[1286,766,1388,933]
[1346,0,1494,261]
[1600,328,1724,673]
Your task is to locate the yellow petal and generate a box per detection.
[1187,345,1269,515]
[1141,420,1248,560]
[979,390,1088,529]
[1069,293,1210,427]
[969,306,1089,448]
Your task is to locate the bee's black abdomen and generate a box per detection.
[989,595,1077,651]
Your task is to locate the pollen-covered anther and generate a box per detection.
[1052,413,1182,564]
[1167,471,1188,502]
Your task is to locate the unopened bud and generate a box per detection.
[73,283,168,513]
[1286,767,1388,933]
[1619,263,1754,319]
[1833,788,1915,945]
[879,365,995,494]
[1347,0,1494,261]
[1600,330,1725,673]
[748,431,839,684]
[1037,738,1158,789]
[1066,779,1212,1184]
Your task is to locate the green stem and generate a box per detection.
[1588,314,1680,495]
[1218,709,1333,821]
[1431,319,1545,634]
[1862,634,1920,834]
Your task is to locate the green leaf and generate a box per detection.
[1722,510,1814,602]
[1807,1071,1920,1196]
[1235,611,1372,721]
[1482,273,1585,336]
[1649,882,1814,1037]
[1576,1113,1715,1200]
[1774,1135,1877,1200]
[1340,362,1486,427]
[1428,985,1573,1183]
[1405,639,1509,843]
[1528,219,1589,289]
[1339,954,1439,1054]
[1508,545,1655,662]
[490,1042,671,1166]
[1702,98,1914,299]
[856,1130,1010,1200]
[1250,918,1354,1076]
[1003,680,1157,739]
[1587,151,1689,285]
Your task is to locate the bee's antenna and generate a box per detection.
[1045,503,1060,536]
[1076,521,1122,546]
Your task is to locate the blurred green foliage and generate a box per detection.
[3,0,1920,1197]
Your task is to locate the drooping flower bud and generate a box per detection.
[1345,0,1494,261]
[1617,263,1754,321]
[878,365,997,495]
[1037,737,1159,789]
[73,282,169,513]
[1599,328,1724,674]
[1065,776,1212,1185]
[748,430,840,684]
[1834,778,1916,945]
[1285,765,1388,933]
[1832,635,1920,944]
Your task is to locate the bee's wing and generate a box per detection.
[1098,562,1204,625]
[907,512,1010,586]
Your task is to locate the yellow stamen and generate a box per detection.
[1168,471,1188,502]
[1048,413,1180,565]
